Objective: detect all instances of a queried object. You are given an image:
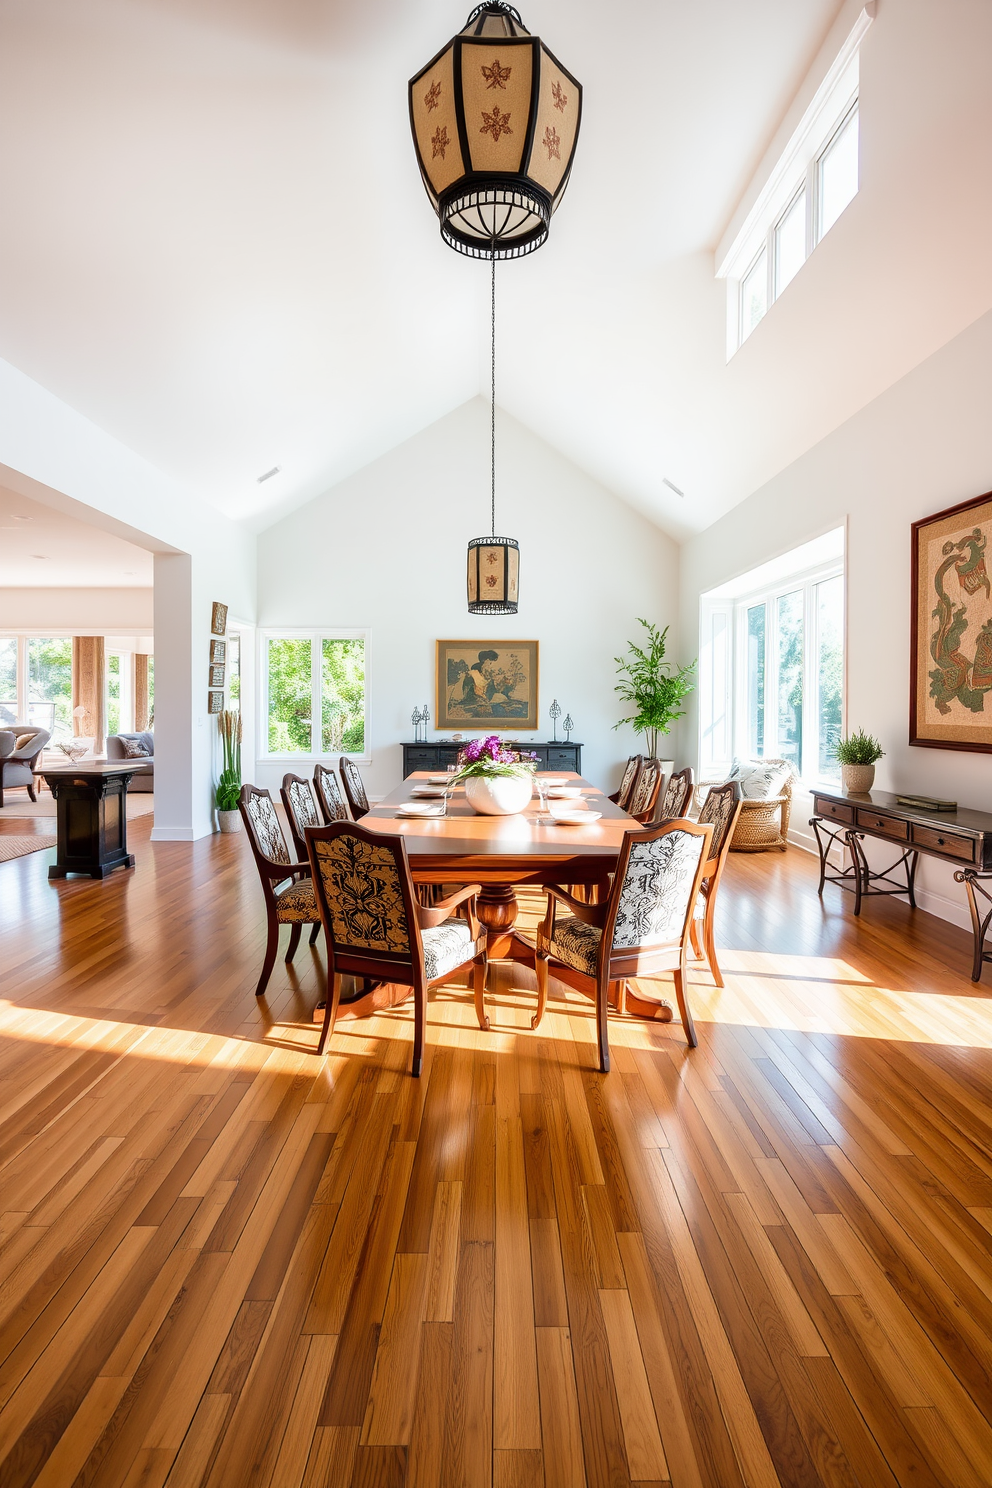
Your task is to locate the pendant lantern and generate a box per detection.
[409,1,583,260]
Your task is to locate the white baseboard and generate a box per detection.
[150,826,199,842]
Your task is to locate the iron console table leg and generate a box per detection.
[811,816,919,916]
[955,869,992,983]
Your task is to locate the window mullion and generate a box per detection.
[802,580,816,782]
[313,635,322,758]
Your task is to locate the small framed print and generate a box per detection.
[210,601,228,637]
[207,690,224,715]
[209,664,225,689]
[209,639,226,665]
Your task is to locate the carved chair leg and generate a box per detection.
[411,976,427,1078]
[308,922,320,946]
[532,953,550,1030]
[596,975,611,1074]
[256,915,280,998]
[285,923,302,963]
[317,972,344,1056]
[703,897,723,988]
[473,953,490,1031]
[672,960,698,1048]
[614,979,627,1015]
[689,915,703,960]
[27,783,37,802]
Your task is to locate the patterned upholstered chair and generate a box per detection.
[657,766,694,822]
[305,821,488,1074]
[339,756,370,820]
[627,757,664,823]
[690,781,744,988]
[239,784,321,998]
[280,774,325,952]
[313,762,349,824]
[608,755,642,811]
[534,817,713,1071]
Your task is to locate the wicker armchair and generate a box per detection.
[730,760,796,852]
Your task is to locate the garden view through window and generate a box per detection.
[266,633,366,755]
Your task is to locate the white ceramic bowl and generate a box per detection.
[548,801,601,823]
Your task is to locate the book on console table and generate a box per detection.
[895,794,957,812]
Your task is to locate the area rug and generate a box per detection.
[0,836,57,862]
[0,794,154,820]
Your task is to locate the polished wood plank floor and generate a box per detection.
[2,817,992,1487]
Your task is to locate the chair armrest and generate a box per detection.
[417,883,483,937]
[262,859,311,880]
[607,790,621,804]
[546,886,610,927]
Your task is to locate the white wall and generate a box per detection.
[0,587,153,631]
[679,308,992,931]
[255,400,680,799]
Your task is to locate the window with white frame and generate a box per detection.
[699,531,845,785]
[262,631,368,758]
[717,7,872,355]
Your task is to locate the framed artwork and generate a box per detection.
[911,490,992,753]
[209,639,226,665]
[209,664,225,689]
[435,639,539,731]
[207,689,224,715]
[210,601,228,637]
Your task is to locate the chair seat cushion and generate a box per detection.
[422,919,481,982]
[275,879,319,923]
[537,915,602,977]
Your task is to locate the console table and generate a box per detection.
[402,740,582,778]
[810,787,992,980]
[38,761,151,879]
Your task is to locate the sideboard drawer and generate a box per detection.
[403,747,438,776]
[856,809,908,841]
[814,797,854,825]
[547,748,578,771]
[911,823,975,862]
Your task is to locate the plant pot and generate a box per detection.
[841,763,875,794]
[217,808,242,833]
[464,773,533,816]
[656,758,675,778]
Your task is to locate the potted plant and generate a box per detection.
[614,619,696,765]
[835,730,884,794]
[216,709,243,832]
[455,734,534,816]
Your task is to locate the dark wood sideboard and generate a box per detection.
[811,786,992,980]
[402,740,582,778]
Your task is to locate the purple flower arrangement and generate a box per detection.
[455,735,535,780]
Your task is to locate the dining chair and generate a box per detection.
[627,757,664,823]
[340,756,370,819]
[313,761,349,823]
[690,780,744,988]
[280,775,326,954]
[658,765,694,821]
[533,817,713,1071]
[239,784,321,998]
[609,755,642,811]
[305,820,488,1074]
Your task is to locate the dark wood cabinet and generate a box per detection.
[402,741,582,778]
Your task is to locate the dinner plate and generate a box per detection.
[428,774,455,785]
[548,786,582,799]
[396,801,444,817]
[411,784,447,797]
[538,777,568,789]
[550,809,602,825]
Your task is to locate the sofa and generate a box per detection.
[106,731,155,791]
[0,726,52,808]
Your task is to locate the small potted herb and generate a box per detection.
[455,734,534,816]
[835,730,884,794]
[216,709,243,831]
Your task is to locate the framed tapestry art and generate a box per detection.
[435,640,539,731]
[210,602,228,637]
[911,491,992,753]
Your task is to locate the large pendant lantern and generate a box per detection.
[409,2,583,260]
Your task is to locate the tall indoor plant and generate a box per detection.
[455,735,535,816]
[614,619,696,759]
[216,709,243,832]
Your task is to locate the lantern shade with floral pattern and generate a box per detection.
[409,2,582,260]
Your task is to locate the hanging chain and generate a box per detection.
[490,244,496,537]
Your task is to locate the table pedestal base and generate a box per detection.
[46,770,136,880]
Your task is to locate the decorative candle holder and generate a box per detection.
[549,699,561,743]
[563,714,574,742]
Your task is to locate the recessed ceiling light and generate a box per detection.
[30,553,50,560]
[257,466,281,484]
[662,477,685,498]
[12,514,31,522]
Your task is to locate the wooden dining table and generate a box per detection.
[363,771,634,967]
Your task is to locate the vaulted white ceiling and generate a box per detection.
[0,0,855,537]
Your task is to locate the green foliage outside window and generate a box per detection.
[107,652,121,736]
[322,638,365,754]
[28,637,72,738]
[267,638,312,753]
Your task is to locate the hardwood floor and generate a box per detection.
[2,818,992,1487]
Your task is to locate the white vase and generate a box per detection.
[841,763,875,794]
[217,808,242,833]
[465,773,533,816]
